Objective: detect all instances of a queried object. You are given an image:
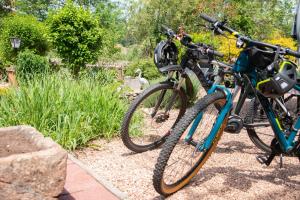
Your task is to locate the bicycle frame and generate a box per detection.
[184,84,233,151]
[256,88,300,153]
[185,73,300,154]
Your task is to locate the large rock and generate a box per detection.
[0,126,67,200]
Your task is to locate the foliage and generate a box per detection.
[191,31,297,62]
[217,35,242,61]
[125,58,161,80]
[0,14,49,64]
[95,0,125,56]
[48,2,103,76]
[0,0,13,17]
[0,86,10,96]
[265,31,297,62]
[126,0,297,55]
[15,0,59,20]
[121,44,149,61]
[0,72,128,150]
[16,49,49,79]
[265,31,297,50]
[80,67,118,85]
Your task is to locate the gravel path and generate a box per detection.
[76,128,300,200]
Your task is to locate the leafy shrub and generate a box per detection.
[80,68,118,85]
[191,31,297,62]
[0,86,10,96]
[95,1,125,57]
[126,44,145,61]
[190,32,241,61]
[265,32,297,62]
[16,50,49,79]
[48,3,103,76]
[265,31,297,50]
[125,58,161,80]
[0,14,49,63]
[217,35,242,61]
[0,73,129,150]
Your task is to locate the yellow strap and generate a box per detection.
[275,118,283,130]
[232,32,239,36]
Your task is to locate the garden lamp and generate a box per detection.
[10,37,21,49]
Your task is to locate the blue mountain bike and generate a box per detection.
[153,14,300,196]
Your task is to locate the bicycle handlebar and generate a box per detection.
[207,49,224,58]
[199,14,217,24]
[185,42,224,58]
[161,25,176,38]
[162,25,224,58]
[200,13,300,58]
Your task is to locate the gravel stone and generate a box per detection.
[76,129,300,200]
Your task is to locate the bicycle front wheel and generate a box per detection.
[153,91,228,196]
[121,82,188,153]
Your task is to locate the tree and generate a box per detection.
[0,14,49,64]
[15,0,58,20]
[126,0,298,49]
[95,0,125,56]
[48,2,103,76]
[0,0,14,17]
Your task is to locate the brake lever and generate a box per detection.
[213,27,225,35]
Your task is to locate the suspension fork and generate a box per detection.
[164,72,186,113]
[184,68,227,142]
[151,71,174,117]
[151,71,184,117]
[184,85,233,146]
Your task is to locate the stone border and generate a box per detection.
[68,154,127,200]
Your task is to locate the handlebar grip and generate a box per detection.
[286,49,300,58]
[161,25,176,37]
[199,13,217,24]
[161,25,169,32]
[207,49,224,58]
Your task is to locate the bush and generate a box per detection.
[0,14,49,63]
[17,50,49,79]
[265,31,297,48]
[0,73,129,150]
[48,3,103,76]
[125,58,161,80]
[79,67,118,85]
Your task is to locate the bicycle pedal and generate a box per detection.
[256,154,275,166]
[256,155,268,165]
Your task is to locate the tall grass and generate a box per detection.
[0,73,129,150]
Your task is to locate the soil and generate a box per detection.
[0,132,39,157]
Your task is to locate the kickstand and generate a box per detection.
[279,154,284,168]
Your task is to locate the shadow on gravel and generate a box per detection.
[189,163,300,193]
[121,151,138,157]
[215,140,255,154]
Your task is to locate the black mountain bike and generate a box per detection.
[121,26,225,153]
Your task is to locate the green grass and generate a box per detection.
[143,69,204,108]
[0,72,129,150]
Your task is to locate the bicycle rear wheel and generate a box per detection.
[246,95,300,153]
[121,82,188,153]
[153,91,228,196]
[245,98,273,153]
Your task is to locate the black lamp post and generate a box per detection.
[10,37,21,49]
